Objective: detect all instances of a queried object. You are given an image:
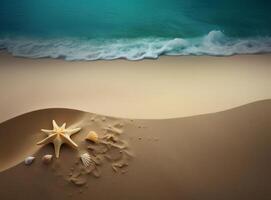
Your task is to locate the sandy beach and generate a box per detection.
[0,100,270,199]
[1,0,271,199]
[0,53,271,200]
[0,53,271,122]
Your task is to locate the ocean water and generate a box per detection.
[0,0,271,60]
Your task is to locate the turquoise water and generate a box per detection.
[0,0,271,60]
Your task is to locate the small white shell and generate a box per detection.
[24,156,35,165]
[42,154,53,164]
[80,153,92,167]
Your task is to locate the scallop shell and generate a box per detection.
[24,156,35,165]
[80,153,92,167]
[85,131,99,143]
[42,154,53,164]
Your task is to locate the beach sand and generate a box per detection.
[0,53,271,122]
[0,53,271,199]
[0,100,270,200]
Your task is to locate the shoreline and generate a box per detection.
[0,52,271,122]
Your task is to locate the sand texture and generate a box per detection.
[0,100,270,200]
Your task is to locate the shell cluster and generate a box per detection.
[30,118,132,188]
[24,155,54,166]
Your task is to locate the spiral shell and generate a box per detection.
[80,153,92,167]
[85,131,99,143]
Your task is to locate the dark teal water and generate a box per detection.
[0,0,271,60]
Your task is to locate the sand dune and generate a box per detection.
[0,100,270,200]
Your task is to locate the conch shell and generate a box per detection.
[85,131,99,143]
[80,153,92,167]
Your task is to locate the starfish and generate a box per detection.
[37,120,81,158]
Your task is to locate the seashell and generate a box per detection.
[42,154,53,164]
[80,153,92,168]
[24,156,35,165]
[85,131,99,143]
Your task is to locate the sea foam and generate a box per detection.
[0,31,271,61]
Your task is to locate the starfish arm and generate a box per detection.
[41,129,53,135]
[62,135,78,149]
[52,120,59,130]
[36,134,56,145]
[60,123,66,129]
[53,139,62,158]
[65,127,81,136]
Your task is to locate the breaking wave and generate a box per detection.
[0,31,271,61]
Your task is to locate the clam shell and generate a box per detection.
[24,156,35,165]
[80,153,92,168]
[85,131,99,143]
[42,154,53,164]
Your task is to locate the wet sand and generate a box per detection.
[0,53,271,122]
[0,100,270,200]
